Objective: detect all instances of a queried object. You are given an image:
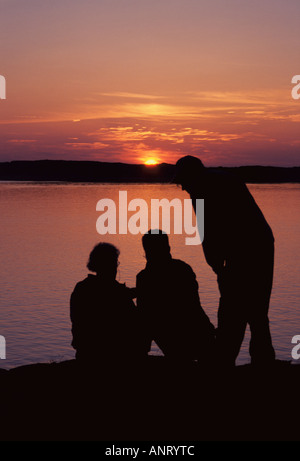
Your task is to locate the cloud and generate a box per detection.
[98,92,166,100]
[7,139,37,143]
[1,87,299,165]
[64,141,109,150]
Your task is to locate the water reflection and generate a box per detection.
[0,182,299,368]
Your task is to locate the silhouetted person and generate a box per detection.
[173,155,276,367]
[136,230,215,364]
[70,242,141,364]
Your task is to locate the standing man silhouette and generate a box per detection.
[173,155,276,367]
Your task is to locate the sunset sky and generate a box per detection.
[0,0,299,166]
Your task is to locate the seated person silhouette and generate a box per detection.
[136,230,215,364]
[70,242,141,364]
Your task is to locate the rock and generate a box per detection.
[0,357,299,441]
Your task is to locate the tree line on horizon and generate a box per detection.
[0,159,300,183]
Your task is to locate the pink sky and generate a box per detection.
[0,0,299,166]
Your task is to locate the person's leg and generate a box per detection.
[216,294,247,367]
[248,312,275,365]
[248,242,275,365]
[194,329,216,366]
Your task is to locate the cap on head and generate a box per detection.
[172,155,205,185]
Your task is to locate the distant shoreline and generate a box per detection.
[1,160,300,183]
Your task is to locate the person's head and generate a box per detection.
[142,229,171,264]
[172,155,205,193]
[87,242,120,279]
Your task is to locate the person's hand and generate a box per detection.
[212,261,225,275]
[128,287,137,299]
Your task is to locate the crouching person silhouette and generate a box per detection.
[136,230,215,365]
[70,242,142,365]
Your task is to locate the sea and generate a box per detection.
[0,182,299,369]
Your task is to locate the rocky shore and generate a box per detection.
[0,357,299,441]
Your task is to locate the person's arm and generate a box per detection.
[185,265,215,334]
[70,283,84,351]
[127,287,137,299]
[202,230,225,274]
[136,273,153,355]
[197,173,233,274]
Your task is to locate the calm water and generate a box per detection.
[0,182,299,369]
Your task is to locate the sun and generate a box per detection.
[144,158,159,166]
